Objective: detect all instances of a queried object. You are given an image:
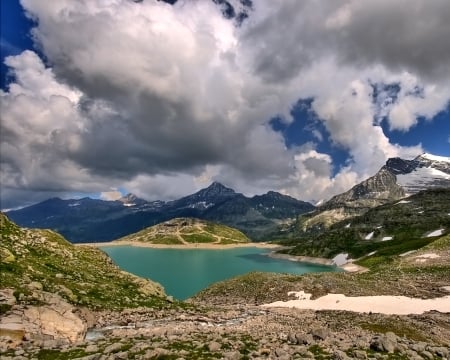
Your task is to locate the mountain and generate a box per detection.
[386,153,450,194]
[116,217,250,245]
[280,187,450,261]
[295,153,450,232]
[6,182,314,243]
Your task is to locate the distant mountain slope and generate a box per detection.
[0,213,167,311]
[280,188,450,262]
[116,217,250,245]
[6,182,314,243]
[296,153,450,232]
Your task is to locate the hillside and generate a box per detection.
[278,188,450,262]
[0,213,167,311]
[116,217,250,245]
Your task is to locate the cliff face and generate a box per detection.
[323,166,405,210]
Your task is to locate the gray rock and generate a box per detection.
[85,344,99,353]
[352,349,368,359]
[310,327,331,341]
[295,333,314,345]
[420,350,434,360]
[103,343,123,354]
[113,351,128,359]
[404,349,423,360]
[431,346,449,358]
[370,334,397,353]
[410,342,427,353]
[332,350,350,360]
[208,341,221,352]
[223,350,241,360]
[274,347,288,357]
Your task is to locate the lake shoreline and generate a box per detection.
[78,240,363,272]
[76,241,281,250]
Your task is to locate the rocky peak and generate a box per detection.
[194,182,237,199]
[118,193,147,206]
[323,166,405,210]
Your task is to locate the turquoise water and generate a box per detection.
[101,246,337,300]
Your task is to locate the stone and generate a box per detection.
[223,350,241,360]
[352,349,368,359]
[370,334,397,353]
[85,344,99,353]
[103,343,123,354]
[310,327,331,341]
[432,346,449,358]
[295,333,314,345]
[208,341,221,352]
[332,350,350,360]
[28,282,43,291]
[420,350,434,360]
[114,351,128,359]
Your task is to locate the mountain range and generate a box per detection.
[6,182,314,243]
[6,153,450,243]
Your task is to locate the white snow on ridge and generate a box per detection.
[426,229,444,237]
[396,200,411,204]
[396,167,450,194]
[421,153,450,162]
[364,232,374,240]
[382,236,393,241]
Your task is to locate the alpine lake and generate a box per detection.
[101,246,338,300]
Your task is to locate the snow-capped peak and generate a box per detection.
[419,153,450,163]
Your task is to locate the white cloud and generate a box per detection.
[100,189,123,201]
[2,0,449,208]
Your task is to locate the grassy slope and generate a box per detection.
[0,213,173,311]
[278,188,450,260]
[116,217,250,245]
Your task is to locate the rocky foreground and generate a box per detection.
[1,289,449,360]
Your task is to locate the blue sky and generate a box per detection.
[1,0,449,209]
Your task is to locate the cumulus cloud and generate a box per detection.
[2,0,450,208]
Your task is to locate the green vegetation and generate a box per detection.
[182,233,216,243]
[0,213,174,311]
[116,217,250,245]
[278,188,450,261]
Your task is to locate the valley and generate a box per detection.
[1,153,450,359]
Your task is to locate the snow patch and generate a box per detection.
[397,167,450,194]
[396,200,411,204]
[426,229,444,237]
[345,223,351,228]
[262,293,450,315]
[288,291,311,300]
[382,236,393,241]
[364,232,374,240]
[415,253,440,259]
[367,251,377,256]
[68,202,80,207]
[421,153,450,162]
[332,253,349,266]
[399,250,416,257]
[123,203,136,207]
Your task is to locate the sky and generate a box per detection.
[1,0,450,210]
